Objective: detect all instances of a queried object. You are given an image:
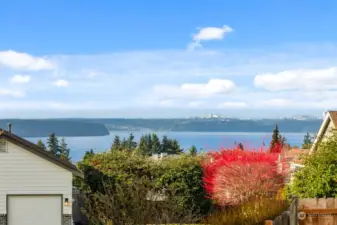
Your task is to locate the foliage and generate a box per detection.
[36,139,46,150]
[111,135,121,150]
[81,176,200,225]
[77,150,211,224]
[59,137,71,161]
[126,133,137,150]
[138,134,153,156]
[267,125,285,153]
[203,197,289,225]
[270,124,280,151]
[151,133,161,154]
[188,145,198,156]
[41,134,71,161]
[203,146,285,206]
[153,154,212,216]
[47,133,59,156]
[237,142,244,151]
[289,131,337,198]
[137,134,183,156]
[302,132,314,149]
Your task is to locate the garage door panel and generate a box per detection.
[8,195,62,225]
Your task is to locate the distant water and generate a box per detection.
[26,131,306,162]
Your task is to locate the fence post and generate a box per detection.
[265,220,273,225]
[289,195,298,225]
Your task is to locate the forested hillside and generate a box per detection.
[0,119,109,137]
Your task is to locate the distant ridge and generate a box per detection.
[0,119,109,137]
[0,117,321,137]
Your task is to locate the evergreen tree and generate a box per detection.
[47,133,59,156]
[127,133,137,150]
[188,145,197,156]
[280,135,288,148]
[36,139,46,150]
[146,134,153,155]
[168,139,183,154]
[137,134,152,156]
[120,138,128,149]
[137,135,147,155]
[151,133,161,154]
[270,124,280,151]
[238,142,244,151]
[59,137,71,161]
[111,135,121,150]
[161,135,170,153]
[302,133,313,149]
[83,149,95,161]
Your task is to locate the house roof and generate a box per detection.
[280,148,309,165]
[328,111,337,127]
[310,111,337,153]
[0,129,83,177]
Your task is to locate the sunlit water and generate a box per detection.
[26,131,306,162]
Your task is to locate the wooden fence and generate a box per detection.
[297,198,337,225]
[265,196,298,225]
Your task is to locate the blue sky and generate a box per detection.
[0,0,337,118]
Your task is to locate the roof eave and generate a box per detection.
[310,115,331,154]
[0,132,83,178]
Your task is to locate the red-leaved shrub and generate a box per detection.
[202,144,286,206]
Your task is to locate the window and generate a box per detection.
[0,140,7,152]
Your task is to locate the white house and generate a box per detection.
[310,111,337,153]
[0,127,83,225]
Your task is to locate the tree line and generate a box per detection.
[269,124,316,150]
[36,133,71,161]
[110,133,198,156]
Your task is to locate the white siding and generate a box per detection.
[322,121,336,142]
[0,140,72,214]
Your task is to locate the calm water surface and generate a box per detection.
[26,131,306,162]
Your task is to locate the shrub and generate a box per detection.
[203,146,285,206]
[82,176,200,225]
[289,131,337,198]
[77,150,211,224]
[203,197,289,225]
[153,154,212,216]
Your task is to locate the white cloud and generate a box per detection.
[53,79,69,87]
[154,79,236,98]
[9,74,31,83]
[189,25,233,50]
[217,102,247,109]
[0,89,25,98]
[193,25,233,41]
[0,101,93,110]
[2,45,337,117]
[188,101,204,108]
[254,67,337,91]
[0,50,55,71]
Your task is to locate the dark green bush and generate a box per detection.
[76,150,211,224]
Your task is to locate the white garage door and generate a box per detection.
[8,195,62,225]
